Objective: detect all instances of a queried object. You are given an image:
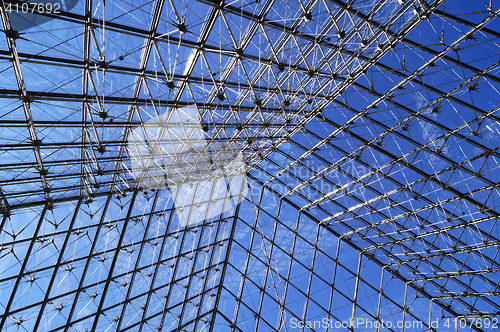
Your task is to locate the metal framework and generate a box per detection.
[0,0,499,331]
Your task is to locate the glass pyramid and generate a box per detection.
[0,0,499,331]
